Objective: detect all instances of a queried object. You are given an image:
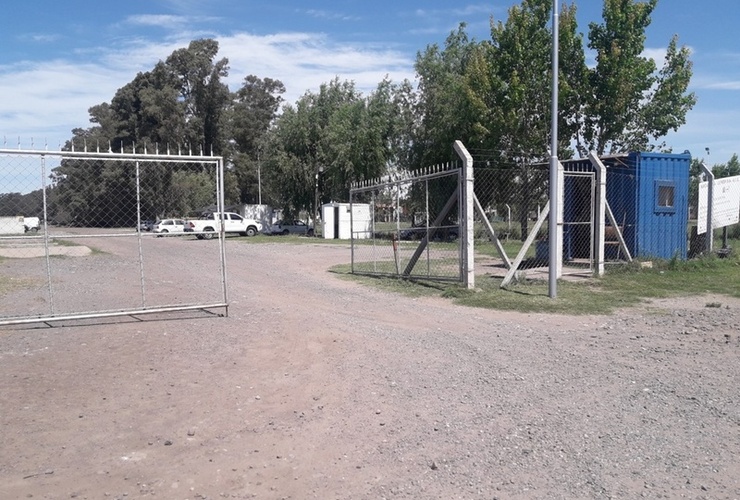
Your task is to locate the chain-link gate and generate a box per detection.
[349,165,463,282]
[472,161,596,285]
[0,147,228,326]
[562,171,595,271]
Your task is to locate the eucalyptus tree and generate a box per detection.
[55,39,235,224]
[165,39,231,154]
[224,75,285,204]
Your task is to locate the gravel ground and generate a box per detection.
[0,236,738,499]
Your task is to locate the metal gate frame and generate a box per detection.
[562,170,596,272]
[0,147,228,326]
[347,141,475,287]
[349,166,465,283]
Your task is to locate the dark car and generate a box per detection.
[399,226,458,242]
[138,220,155,232]
[270,219,314,236]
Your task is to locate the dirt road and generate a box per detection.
[1,237,739,499]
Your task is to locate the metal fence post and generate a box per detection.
[700,161,714,254]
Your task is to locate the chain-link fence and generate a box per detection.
[350,166,462,281]
[0,148,228,325]
[472,162,598,283]
[472,165,550,267]
[695,165,740,256]
[471,151,716,285]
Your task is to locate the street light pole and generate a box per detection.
[548,0,559,298]
[314,165,323,237]
[257,147,262,206]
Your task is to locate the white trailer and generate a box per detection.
[0,216,37,235]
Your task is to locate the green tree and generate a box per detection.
[165,39,231,153]
[53,39,285,225]
[224,75,285,203]
[712,154,740,179]
[411,25,477,170]
[266,77,413,219]
[576,0,696,155]
[109,62,184,147]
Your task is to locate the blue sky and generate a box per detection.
[1,0,738,164]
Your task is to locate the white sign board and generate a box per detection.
[697,175,740,234]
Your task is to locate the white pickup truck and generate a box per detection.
[184,212,262,239]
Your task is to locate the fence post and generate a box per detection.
[454,140,475,289]
[700,162,714,254]
[589,152,607,276]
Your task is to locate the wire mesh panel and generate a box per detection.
[0,148,227,325]
[473,163,597,283]
[473,166,550,245]
[562,171,595,270]
[473,165,551,279]
[350,166,462,282]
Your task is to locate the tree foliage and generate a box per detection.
[41,1,703,227]
[576,0,696,155]
[263,77,415,219]
[50,39,284,224]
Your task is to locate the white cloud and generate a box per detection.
[453,4,497,16]
[217,32,414,103]
[704,80,740,90]
[666,106,740,161]
[27,33,62,43]
[0,59,127,146]
[643,47,667,63]
[126,14,188,27]
[302,9,361,22]
[124,14,221,29]
[0,30,416,148]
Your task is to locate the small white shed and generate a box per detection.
[0,216,26,235]
[321,203,371,239]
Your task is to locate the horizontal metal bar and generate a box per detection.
[0,303,228,327]
[0,148,221,162]
[0,231,196,241]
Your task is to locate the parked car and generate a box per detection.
[270,219,314,236]
[152,218,186,235]
[23,216,40,233]
[138,220,155,232]
[184,212,262,239]
[399,227,425,240]
[399,226,458,242]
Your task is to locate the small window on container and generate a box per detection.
[655,180,676,214]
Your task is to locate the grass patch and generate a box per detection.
[243,236,740,315]
[335,252,740,315]
[236,234,351,245]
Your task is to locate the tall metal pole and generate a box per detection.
[548,0,560,298]
[314,166,323,237]
[257,147,262,206]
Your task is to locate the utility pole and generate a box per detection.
[548,0,560,298]
[314,165,323,237]
[257,147,262,206]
